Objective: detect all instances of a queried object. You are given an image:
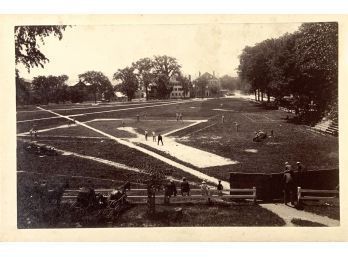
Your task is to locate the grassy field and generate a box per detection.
[17,97,339,181]
[16,97,339,227]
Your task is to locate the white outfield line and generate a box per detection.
[17,100,181,114]
[17,118,207,136]
[36,106,230,189]
[18,100,194,123]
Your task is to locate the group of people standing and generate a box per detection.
[163,178,224,204]
[282,161,305,206]
[176,112,183,121]
[144,130,163,145]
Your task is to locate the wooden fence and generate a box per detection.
[63,187,257,204]
[297,187,339,204]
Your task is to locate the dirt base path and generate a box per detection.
[260,203,340,227]
[118,127,237,168]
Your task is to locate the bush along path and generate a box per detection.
[260,203,339,227]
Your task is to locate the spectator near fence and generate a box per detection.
[164,179,177,204]
[200,180,210,196]
[180,178,190,196]
[201,180,211,203]
[283,163,296,206]
[217,180,223,196]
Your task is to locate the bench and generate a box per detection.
[297,187,339,204]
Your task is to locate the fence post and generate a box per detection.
[297,187,301,204]
[253,187,257,204]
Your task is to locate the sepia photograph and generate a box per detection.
[0,13,346,242]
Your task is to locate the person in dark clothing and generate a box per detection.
[217,180,224,196]
[180,178,190,196]
[296,161,305,172]
[283,169,296,205]
[158,133,163,145]
[164,180,177,204]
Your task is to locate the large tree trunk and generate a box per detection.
[267,93,270,103]
[255,90,257,101]
[257,90,260,101]
[261,91,264,102]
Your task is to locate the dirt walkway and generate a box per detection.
[260,203,340,227]
[118,127,237,168]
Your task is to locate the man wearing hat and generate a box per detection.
[164,179,177,204]
[180,177,190,196]
[283,162,295,205]
[201,180,211,203]
[200,180,210,196]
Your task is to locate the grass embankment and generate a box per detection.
[301,200,340,220]
[18,201,286,228]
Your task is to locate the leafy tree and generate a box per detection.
[238,22,338,122]
[69,83,87,103]
[220,75,242,91]
[32,76,50,104]
[152,55,181,98]
[113,67,138,101]
[15,26,67,71]
[78,71,113,103]
[294,22,338,119]
[16,70,31,105]
[133,58,155,101]
[31,75,69,104]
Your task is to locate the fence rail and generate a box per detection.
[63,187,257,204]
[297,187,339,203]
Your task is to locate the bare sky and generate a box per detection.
[17,23,301,85]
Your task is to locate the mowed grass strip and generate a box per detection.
[17,141,150,188]
[30,138,201,183]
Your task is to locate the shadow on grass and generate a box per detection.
[291,218,327,227]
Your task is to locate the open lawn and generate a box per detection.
[16,97,339,228]
[17,97,338,183]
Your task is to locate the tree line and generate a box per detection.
[238,22,338,122]
[16,54,194,105]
